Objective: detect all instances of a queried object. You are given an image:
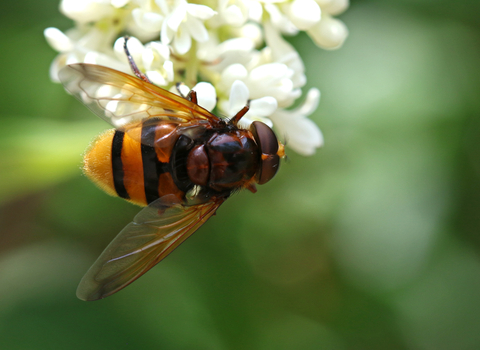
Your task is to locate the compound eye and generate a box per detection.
[251,121,278,155]
[250,121,280,185]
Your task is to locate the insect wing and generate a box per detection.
[76,197,225,301]
[58,64,219,129]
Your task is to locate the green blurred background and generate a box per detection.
[1,0,480,349]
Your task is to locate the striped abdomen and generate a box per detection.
[83,121,190,207]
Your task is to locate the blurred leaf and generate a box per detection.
[0,116,104,203]
[393,237,480,349]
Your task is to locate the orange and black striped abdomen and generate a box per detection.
[84,121,192,207]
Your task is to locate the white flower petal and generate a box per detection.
[44,27,73,52]
[83,52,98,64]
[308,15,348,49]
[60,0,113,23]
[273,110,323,155]
[218,99,230,116]
[186,4,216,20]
[113,36,126,59]
[238,115,273,129]
[176,83,191,97]
[237,116,254,128]
[185,17,209,43]
[155,0,170,16]
[264,23,306,88]
[75,26,112,53]
[236,23,263,48]
[49,53,69,82]
[290,117,324,154]
[280,87,302,108]
[319,0,349,16]
[248,0,263,22]
[223,5,246,26]
[146,70,167,86]
[250,63,289,82]
[298,88,320,115]
[286,0,321,30]
[174,28,192,54]
[142,48,155,69]
[264,3,282,27]
[257,117,273,128]
[161,20,174,45]
[221,64,248,88]
[269,87,323,155]
[114,36,144,64]
[149,41,170,60]
[132,9,164,33]
[264,23,294,60]
[264,3,298,35]
[217,38,254,55]
[83,51,128,72]
[105,99,120,115]
[249,97,278,117]
[247,63,298,103]
[192,82,217,111]
[167,2,187,32]
[163,60,174,81]
[65,53,80,66]
[229,80,250,115]
[111,0,129,8]
[196,33,219,61]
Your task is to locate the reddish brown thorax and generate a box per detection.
[187,130,259,192]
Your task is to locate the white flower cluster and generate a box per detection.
[45,0,349,155]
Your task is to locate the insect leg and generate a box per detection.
[229,102,250,126]
[123,36,152,84]
[187,90,198,104]
[174,83,198,104]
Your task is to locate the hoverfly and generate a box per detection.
[59,37,285,301]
